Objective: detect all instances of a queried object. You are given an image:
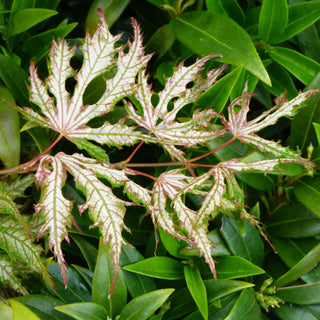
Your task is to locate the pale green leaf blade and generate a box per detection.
[170,11,270,85]
[8,299,40,320]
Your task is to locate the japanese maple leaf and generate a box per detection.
[126,59,228,162]
[19,10,151,149]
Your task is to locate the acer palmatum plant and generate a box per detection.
[0,10,317,295]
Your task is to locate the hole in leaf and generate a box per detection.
[151,93,159,107]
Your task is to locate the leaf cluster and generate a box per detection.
[0,1,320,320]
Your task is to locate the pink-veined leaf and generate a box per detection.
[20,11,151,148]
[35,155,73,285]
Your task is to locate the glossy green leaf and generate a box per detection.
[266,203,320,238]
[14,295,71,320]
[225,288,261,320]
[92,238,127,318]
[118,289,174,320]
[258,0,288,43]
[196,66,242,113]
[170,11,271,85]
[71,234,97,271]
[7,299,40,320]
[215,256,265,280]
[273,1,320,44]
[274,303,320,320]
[205,0,245,25]
[120,246,157,298]
[269,47,320,85]
[221,217,264,266]
[0,87,20,168]
[184,265,208,320]
[0,54,29,105]
[274,242,320,287]
[159,228,188,258]
[85,0,130,33]
[55,302,109,320]
[294,176,320,218]
[146,24,175,58]
[7,9,57,36]
[276,283,320,305]
[22,22,78,63]
[165,280,253,320]
[288,72,320,154]
[123,256,184,280]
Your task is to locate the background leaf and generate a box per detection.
[170,11,270,85]
[269,47,320,85]
[55,302,109,320]
[258,0,288,43]
[184,265,208,320]
[92,238,127,318]
[123,257,184,280]
[225,288,261,320]
[7,9,57,36]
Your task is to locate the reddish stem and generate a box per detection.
[127,168,157,181]
[189,136,236,163]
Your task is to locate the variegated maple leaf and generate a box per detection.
[19,10,151,150]
[35,152,150,287]
[126,59,228,162]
